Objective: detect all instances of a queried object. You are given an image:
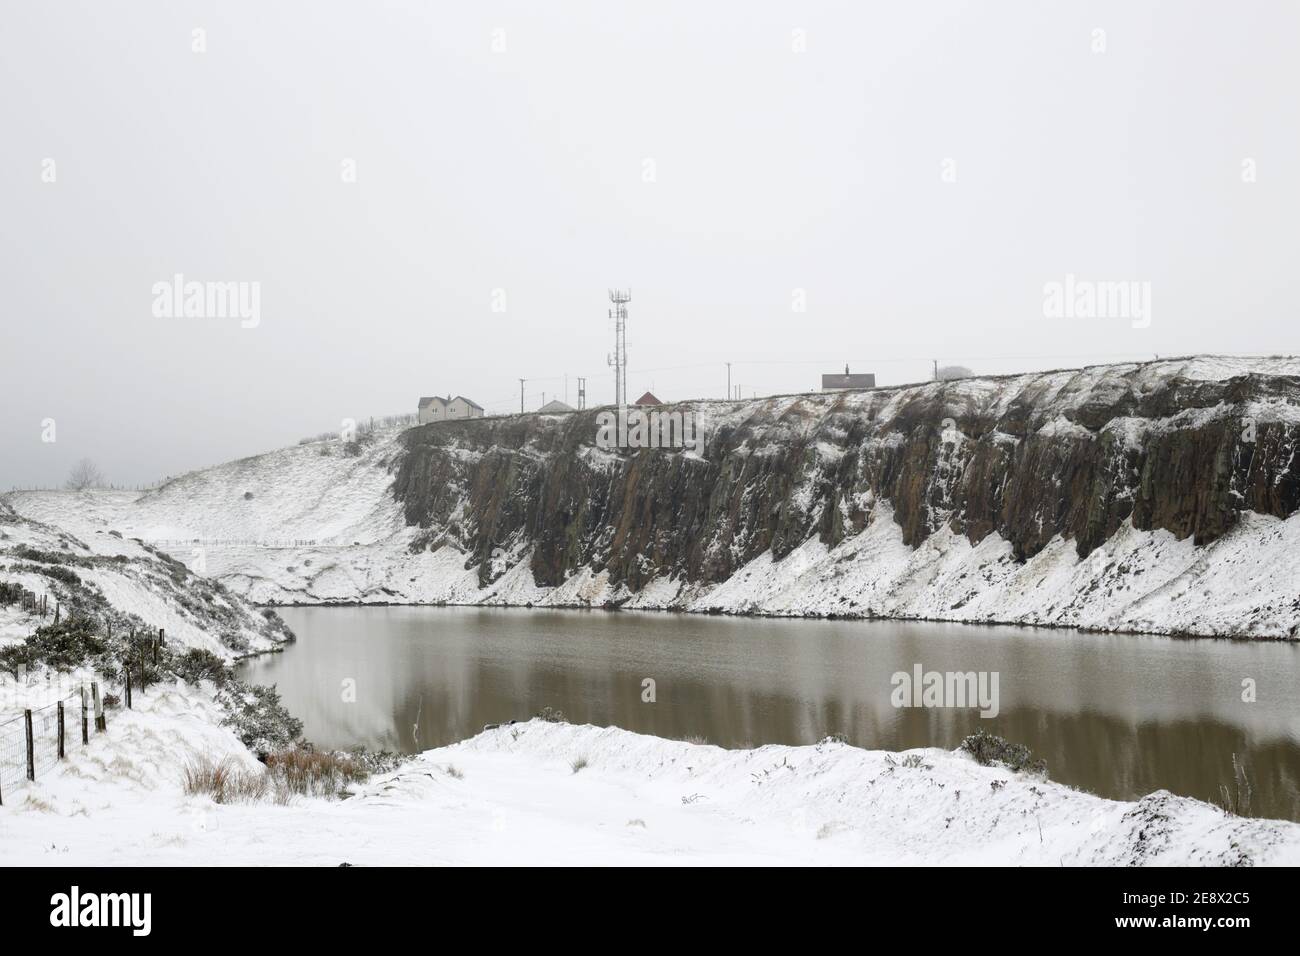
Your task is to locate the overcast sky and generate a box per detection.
[2,1,1297,489]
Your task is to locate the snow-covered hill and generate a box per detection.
[0,500,290,657]
[8,356,1300,638]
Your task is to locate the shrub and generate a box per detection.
[216,680,303,755]
[8,617,109,672]
[168,647,232,686]
[0,644,26,679]
[960,730,1047,776]
[14,562,81,586]
[570,755,589,773]
[535,706,567,724]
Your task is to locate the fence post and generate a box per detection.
[81,686,88,744]
[24,709,34,781]
[92,682,104,732]
[125,662,133,709]
[57,701,66,759]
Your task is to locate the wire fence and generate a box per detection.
[0,686,100,805]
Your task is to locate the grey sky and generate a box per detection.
[2,1,1297,488]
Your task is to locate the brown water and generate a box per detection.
[242,606,1300,820]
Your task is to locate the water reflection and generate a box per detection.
[240,606,1300,820]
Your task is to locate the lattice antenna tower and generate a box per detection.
[607,289,631,406]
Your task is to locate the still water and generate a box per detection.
[241,606,1300,820]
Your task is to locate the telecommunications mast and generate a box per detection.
[607,289,630,406]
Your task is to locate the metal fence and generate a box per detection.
[0,686,98,805]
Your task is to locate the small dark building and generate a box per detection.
[821,364,876,391]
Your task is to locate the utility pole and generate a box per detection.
[726,362,731,400]
[519,378,525,414]
[577,376,587,410]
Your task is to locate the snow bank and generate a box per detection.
[3,694,1295,865]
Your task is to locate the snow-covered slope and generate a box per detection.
[0,500,290,657]
[2,696,1295,866]
[7,357,1300,638]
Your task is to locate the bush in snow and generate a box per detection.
[535,706,567,723]
[167,647,232,686]
[0,616,111,675]
[960,730,1047,776]
[215,680,304,756]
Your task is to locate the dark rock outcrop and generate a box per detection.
[391,361,1300,593]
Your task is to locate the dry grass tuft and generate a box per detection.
[264,746,368,798]
[182,756,280,804]
[184,746,371,804]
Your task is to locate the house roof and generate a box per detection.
[634,391,662,406]
[538,399,575,414]
[453,395,484,410]
[418,396,448,408]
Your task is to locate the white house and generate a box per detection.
[418,395,485,423]
[448,395,484,419]
[417,396,448,424]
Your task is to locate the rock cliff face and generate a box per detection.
[392,358,1300,600]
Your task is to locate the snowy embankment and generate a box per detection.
[2,681,1296,866]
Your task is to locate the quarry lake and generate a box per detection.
[244,606,1300,820]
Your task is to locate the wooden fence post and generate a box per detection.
[81,686,89,744]
[125,662,133,709]
[92,682,104,732]
[24,709,34,781]
[57,701,65,759]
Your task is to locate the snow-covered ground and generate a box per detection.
[3,677,1295,866]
